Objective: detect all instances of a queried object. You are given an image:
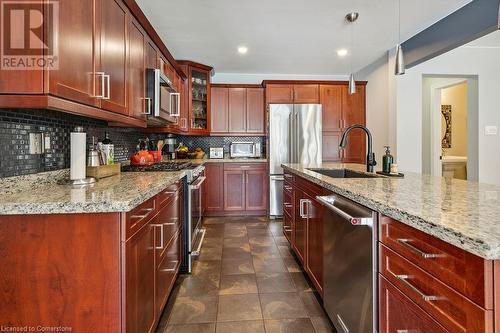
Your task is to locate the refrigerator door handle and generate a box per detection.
[270,175,284,181]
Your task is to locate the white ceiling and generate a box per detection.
[464,29,500,48]
[136,0,471,75]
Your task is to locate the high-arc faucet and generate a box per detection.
[339,124,377,172]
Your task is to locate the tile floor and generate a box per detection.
[155,216,334,333]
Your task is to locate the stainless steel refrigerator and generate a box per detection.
[269,104,322,217]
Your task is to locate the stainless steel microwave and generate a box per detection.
[146,68,180,127]
[230,142,261,158]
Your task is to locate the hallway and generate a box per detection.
[155,217,333,333]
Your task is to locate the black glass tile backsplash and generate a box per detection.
[0,109,266,178]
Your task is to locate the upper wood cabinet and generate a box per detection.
[320,85,342,132]
[210,87,229,133]
[228,88,247,133]
[210,85,265,135]
[128,18,147,120]
[265,83,319,104]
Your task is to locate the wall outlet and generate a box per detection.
[485,126,498,136]
[44,135,51,150]
[29,133,44,154]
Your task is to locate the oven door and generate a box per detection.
[188,176,206,257]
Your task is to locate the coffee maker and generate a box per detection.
[162,137,177,159]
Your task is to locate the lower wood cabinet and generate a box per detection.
[0,180,184,333]
[284,171,325,295]
[205,162,268,216]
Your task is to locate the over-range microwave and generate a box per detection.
[145,68,180,127]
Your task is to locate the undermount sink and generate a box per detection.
[307,168,381,178]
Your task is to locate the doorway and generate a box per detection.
[422,75,479,181]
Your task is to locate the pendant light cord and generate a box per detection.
[398,0,401,43]
[350,18,353,74]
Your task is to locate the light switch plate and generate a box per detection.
[485,126,498,136]
[29,133,43,154]
[44,135,51,150]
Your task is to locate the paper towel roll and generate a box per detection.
[70,127,86,181]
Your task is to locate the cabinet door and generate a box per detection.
[99,0,128,115]
[245,169,267,211]
[246,88,265,134]
[293,84,319,103]
[205,163,224,212]
[210,87,229,133]
[305,195,323,293]
[128,18,146,120]
[125,222,156,333]
[379,276,449,333]
[320,85,342,131]
[341,85,366,163]
[293,189,307,264]
[47,0,98,105]
[155,231,180,318]
[266,84,293,103]
[228,88,246,133]
[322,132,342,162]
[224,170,245,211]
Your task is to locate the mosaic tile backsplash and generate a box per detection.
[0,109,266,178]
[176,135,266,157]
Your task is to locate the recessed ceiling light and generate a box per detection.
[238,46,248,54]
[337,49,348,57]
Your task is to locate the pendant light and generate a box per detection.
[345,12,359,95]
[395,0,405,75]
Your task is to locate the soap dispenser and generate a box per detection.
[382,146,394,173]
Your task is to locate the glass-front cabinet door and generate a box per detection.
[190,69,209,132]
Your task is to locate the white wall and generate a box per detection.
[212,73,347,84]
[397,46,500,184]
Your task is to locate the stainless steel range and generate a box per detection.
[122,161,206,273]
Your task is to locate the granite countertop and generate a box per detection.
[0,170,186,215]
[282,163,500,260]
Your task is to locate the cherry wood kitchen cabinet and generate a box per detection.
[0,181,184,333]
[210,85,265,135]
[303,191,323,293]
[293,187,307,264]
[128,17,147,120]
[204,163,224,213]
[205,163,268,216]
[264,82,319,104]
[228,88,247,133]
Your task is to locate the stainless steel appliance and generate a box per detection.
[230,142,260,158]
[316,194,377,333]
[269,104,322,217]
[186,164,206,272]
[145,68,180,127]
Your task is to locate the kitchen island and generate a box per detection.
[282,162,500,333]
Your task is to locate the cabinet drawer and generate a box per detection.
[125,196,156,240]
[296,175,323,197]
[380,244,493,333]
[224,162,266,171]
[283,172,295,183]
[283,190,293,217]
[379,275,449,333]
[283,181,293,195]
[156,180,182,208]
[155,231,180,317]
[154,193,181,263]
[283,210,293,242]
[379,215,493,308]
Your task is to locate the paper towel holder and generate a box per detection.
[71,126,96,187]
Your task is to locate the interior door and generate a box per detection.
[99,0,128,115]
[48,0,99,106]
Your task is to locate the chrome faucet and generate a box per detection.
[339,124,377,172]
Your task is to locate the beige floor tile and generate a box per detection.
[219,274,258,295]
[223,237,250,248]
[264,318,316,333]
[217,294,263,322]
[215,320,265,333]
[250,245,282,259]
[222,246,252,260]
[177,275,220,297]
[310,316,334,333]
[252,257,288,273]
[282,257,302,273]
[289,272,313,292]
[249,236,276,247]
[259,292,308,320]
[299,292,326,317]
[198,247,223,261]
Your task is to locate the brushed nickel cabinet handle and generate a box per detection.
[91,72,106,98]
[152,224,164,250]
[102,74,110,100]
[396,274,439,301]
[397,238,441,259]
[131,207,154,219]
[143,97,152,115]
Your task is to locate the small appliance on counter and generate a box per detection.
[229,142,261,158]
[209,147,224,159]
[162,137,177,160]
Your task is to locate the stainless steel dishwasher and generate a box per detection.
[316,195,377,333]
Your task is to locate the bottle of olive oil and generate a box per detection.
[382,146,393,174]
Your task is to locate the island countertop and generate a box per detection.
[282,163,500,260]
[0,170,186,215]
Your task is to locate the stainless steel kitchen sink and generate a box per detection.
[307,168,381,178]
